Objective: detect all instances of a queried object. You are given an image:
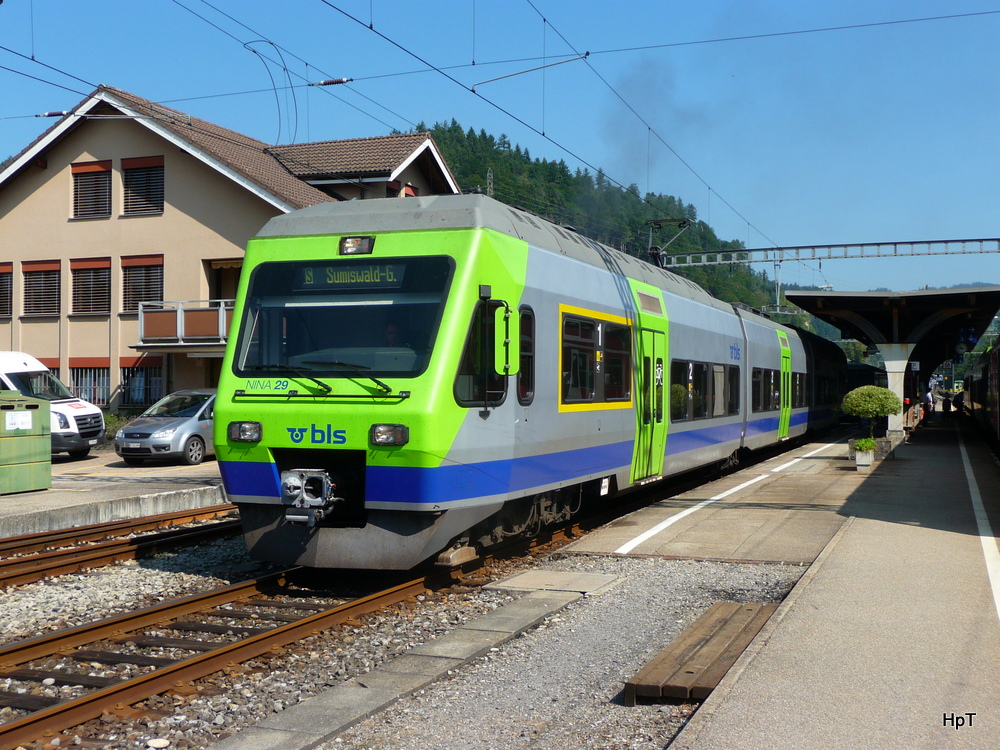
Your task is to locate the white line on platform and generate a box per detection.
[771,441,842,473]
[614,474,770,555]
[957,431,1000,624]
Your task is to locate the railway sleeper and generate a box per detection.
[2,668,118,688]
[168,620,274,637]
[0,689,60,711]
[72,649,179,667]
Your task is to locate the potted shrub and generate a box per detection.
[851,436,877,473]
[841,386,902,471]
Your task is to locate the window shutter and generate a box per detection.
[122,264,164,312]
[0,265,11,318]
[123,157,164,215]
[71,260,112,314]
[72,161,112,218]
[24,268,61,316]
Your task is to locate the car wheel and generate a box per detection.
[123,456,145,466]
[68,448,91,459]
[182,436,206,465]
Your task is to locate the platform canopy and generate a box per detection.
[786,286,1000,374]
[786,286,1000,439]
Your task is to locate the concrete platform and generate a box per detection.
[566,439,858,564]
[671,416,1000,749]
[0,449,225,536]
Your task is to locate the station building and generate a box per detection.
[0,85,459,413]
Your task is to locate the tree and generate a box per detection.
[841,386,902,439]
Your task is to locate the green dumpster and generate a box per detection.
[0,390,51,494]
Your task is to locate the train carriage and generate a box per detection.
[215,194,845,570]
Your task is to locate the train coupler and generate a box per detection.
[280,468,345,527]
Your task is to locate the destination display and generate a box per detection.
[293,263,406,291]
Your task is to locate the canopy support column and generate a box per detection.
[878,342,915,445]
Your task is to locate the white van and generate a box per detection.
[0,352,106,458]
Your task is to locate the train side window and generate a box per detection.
[769,369,781,411]
[604,323,631,401]
[642,356,653,424]
[793,372,806,408]
[691,362,709,419]
[752,367,763,412]
[728,366,741,415]
[562,315,596,402]
[712,364,727,417]
[517,308,535,405]
[454,301,507,407]
[655,357,664,423]
[670,360,689,422]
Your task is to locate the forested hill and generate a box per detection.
[424,119,793,316]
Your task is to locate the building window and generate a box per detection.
[70,367,110,406]
[71,259,111,314]
[122,255,164,312]
[72,160,112,219]
[0,264,11,318]
[23,261,60,316]
[122,156,164,215]
[121,365,163,408]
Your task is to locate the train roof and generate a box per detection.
[255,194,733,312]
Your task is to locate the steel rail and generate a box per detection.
[0,505,238,556]
[0,520,242,588]
[0,570,439,749]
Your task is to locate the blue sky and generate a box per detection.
[2,0,999,293]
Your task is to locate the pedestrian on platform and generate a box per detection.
[921,389,934,425]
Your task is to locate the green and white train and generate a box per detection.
[215,195,845,570]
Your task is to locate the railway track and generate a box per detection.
[0,566,461,750]
[0,506,241,589]
[0,437,828,748]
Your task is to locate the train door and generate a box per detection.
[777,331,792,439]
[629,283,668,483]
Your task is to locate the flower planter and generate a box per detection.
[854,449,874,474]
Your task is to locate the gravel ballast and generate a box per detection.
[327,555,802,750]
[0,539,802,749]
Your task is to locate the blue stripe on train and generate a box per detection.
[219,409,819,505]
[219,440,635,505]
[666,421,744,454]
[366,440,635,504]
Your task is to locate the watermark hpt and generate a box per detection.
[942,712,976,729]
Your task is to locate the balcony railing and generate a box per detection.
[138,299,235,345]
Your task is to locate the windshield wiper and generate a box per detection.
[301,359,393,394]
[243,364,332,394]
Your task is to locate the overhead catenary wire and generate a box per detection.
[168,0,415,133]
[521,0,777,248]
[315,0,683,228]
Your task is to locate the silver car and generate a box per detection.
[114,389,216,466]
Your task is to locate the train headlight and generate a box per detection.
[370,423,409,446]
[228,421,262,443]
[339,236,375,255]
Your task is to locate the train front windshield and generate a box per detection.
[234,256,453,379]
